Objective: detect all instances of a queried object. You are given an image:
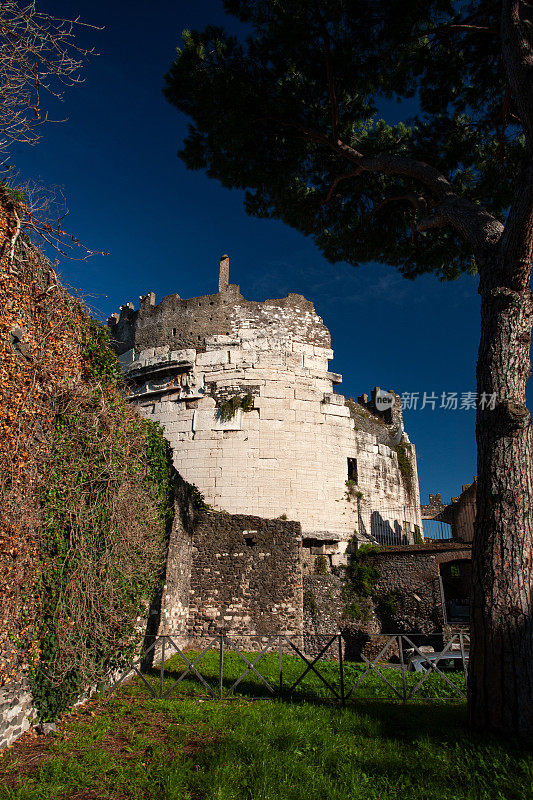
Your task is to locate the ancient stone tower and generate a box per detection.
[109,256,422,564]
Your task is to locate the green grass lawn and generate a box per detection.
[0,650,531,800]
[126,646,468,703]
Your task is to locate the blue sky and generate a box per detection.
[12,0,495,504]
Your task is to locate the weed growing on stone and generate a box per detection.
[314,555,329,575]
[217,393,254,422]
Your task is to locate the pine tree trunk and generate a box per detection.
[469,276,533,734]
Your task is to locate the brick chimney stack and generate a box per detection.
[219,254,230,293]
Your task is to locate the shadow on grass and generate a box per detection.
[126,659,465,704]
[115,652,533,759]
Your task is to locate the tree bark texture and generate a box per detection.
[469,275,533,734]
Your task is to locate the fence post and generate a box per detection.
[438,575,448,626]
[159,636,166,700]
[219,634,224,699]
[338,633,345,708]
[459,629,468,687]
[278,635,283,700]
[398,634,407,703]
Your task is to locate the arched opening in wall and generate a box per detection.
[439,559,471,623]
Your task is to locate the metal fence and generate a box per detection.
[357,506,423,547]
[108,630,470,705]
[421,518,453,541]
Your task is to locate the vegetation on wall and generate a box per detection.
[314,555,328,575]
[0,192,174,719]
[394,443,415,498]
[303,589,319,616]
[30,322,171,721]
[375,590,401,621]
[0,194,89,685]
[342,545,406,628]
[344,398,387,428]
[347,544,381,596]
[344,480,363,503]
[342,544,381,623]
[217,393,253,422]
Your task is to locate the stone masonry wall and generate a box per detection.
[110,286,422,557]
[303,572,394,662]
[370,543,472,633]
[109,285,332,356]
[303,573,346,659]
[158,501,193,643]
[159,508,304,650]
[0,678,36,749]
[301,542,471,662]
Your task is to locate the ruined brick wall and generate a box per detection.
[301,543,471,661]
[108,285,332,356]
[302,572,395,662]
[303,573,347,659]
[159,510,303,649]
[421,492,450,520]
[370,544,471,633]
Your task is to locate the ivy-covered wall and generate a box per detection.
[0,194,172,743]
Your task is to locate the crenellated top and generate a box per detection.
[108,284,331,356]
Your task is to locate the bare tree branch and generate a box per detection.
[0,1,99,154]
[3,180,108,260]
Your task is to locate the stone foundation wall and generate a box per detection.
[160,509,304,650]
[303,573,346,659]
[301,543,471,661]
[0,678,36,749]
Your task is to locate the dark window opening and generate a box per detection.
[172,328,177,336]
[347,457,358,483]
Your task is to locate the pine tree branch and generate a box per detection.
[314,1,339,143]
[333,140,503,252]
